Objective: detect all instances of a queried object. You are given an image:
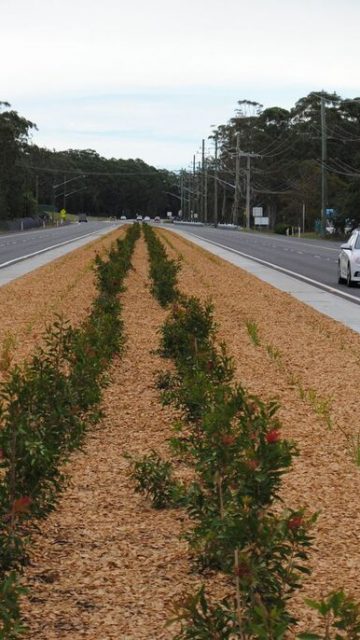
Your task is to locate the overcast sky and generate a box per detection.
[1,0,359,170]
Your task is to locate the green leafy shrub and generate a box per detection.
[0,223,140,636]
[274,223,290,235]
[126,450,186,509]
[0,573,26,639]
[143,224,181,306]
[298,590,360,639]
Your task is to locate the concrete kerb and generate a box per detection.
[167,227,360,335]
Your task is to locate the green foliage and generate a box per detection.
[0,223,139,636]
[170,586,237,639]
[274,223,290,235]
[143,223,181,306]
[0,573,26,639]
[126,450,186,509]
[245,320,260,346]
[0,103,36,221]
[298,590,360,639]
[159,297,222,369]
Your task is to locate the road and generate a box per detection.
[0,221,120,268]
[171,225,360,302]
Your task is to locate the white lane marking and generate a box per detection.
[241,233,341,253]
[186,233,360,304]
[0,231,102,269]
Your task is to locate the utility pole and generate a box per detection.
[214,133,218,226]
[204,157,208,223]
[192,154,196,220]
[245,156,251,229]
[321,96,327,237]
[239,151,261,229]
[233,131,241,225]
[201,139,205,221]
[180,172,184,216]
[197,161,201,219]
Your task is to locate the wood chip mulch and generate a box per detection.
[0,228,358,638]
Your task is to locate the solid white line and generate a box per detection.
[187,233,360,304]
[0,231,102,269]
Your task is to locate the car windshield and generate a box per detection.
[355,234,360,249]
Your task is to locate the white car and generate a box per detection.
[338,229,360,287]
[143,216,151,222]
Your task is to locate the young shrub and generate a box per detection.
[126,450,186,509]
[0,572,26,639]
[170,586,236,639]
[298,590,360,639]
[143,224,181,306]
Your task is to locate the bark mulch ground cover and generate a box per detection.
[0,227,359,638]
[0,227,125,379]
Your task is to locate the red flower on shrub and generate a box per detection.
[245,459,259,471]
[235,562,251,579]
[207,359,214,371]
[221,434,236,446]
[288,516,304,531]
[12,496,32,514]
[266,429,281,444]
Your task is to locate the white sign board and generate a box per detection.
[167,211,172,218]
[252,207,263,217]
[255,217,269,226]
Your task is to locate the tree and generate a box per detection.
[0,102,36,220]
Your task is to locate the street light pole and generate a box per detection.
[204,157,208,223]
[233,131,241,225]
[321,96,327,237]
[192,154,196,220]
[214,133,218,226]
[245,155,251,229]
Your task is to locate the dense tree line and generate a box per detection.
[183,91,360,232]
[1,92,360,231]
[0,102,178,222]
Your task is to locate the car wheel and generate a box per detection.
[338,263,344,284]
[346,262,353,287]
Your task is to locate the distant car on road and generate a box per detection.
[78,213,87,223]
[136,215,143,221]
[143,216,151,222]
[120,215,127,220]
[338,228,360,287]
[154,216,161,223]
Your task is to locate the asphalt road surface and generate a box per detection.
[171,225,360,301]
[0,221,121,268]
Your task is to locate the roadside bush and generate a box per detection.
[133,230,360,639]
[0,223,140,637]
[274,222,290,235]
[126,450,186,509]
[143,223,181,306]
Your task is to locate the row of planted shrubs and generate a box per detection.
[0,222,141,638]
[132,224,360,639]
